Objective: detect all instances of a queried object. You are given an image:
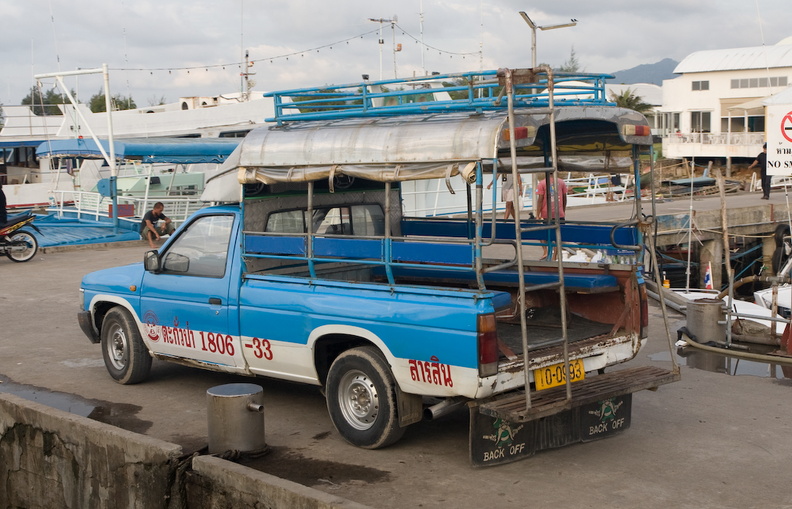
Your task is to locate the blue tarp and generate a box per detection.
[36,137,241,164]
[0,139,47,148]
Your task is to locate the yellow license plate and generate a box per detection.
[534,359,585,391]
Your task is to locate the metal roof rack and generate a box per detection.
[265,69,614,125]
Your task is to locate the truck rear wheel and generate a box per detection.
[326,346,405,449]
[101,307,152,385]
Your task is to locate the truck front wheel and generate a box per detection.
[101,307,152,385]
[326,346,405,449]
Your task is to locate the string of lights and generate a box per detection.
[109,24,479,73]
[394,23,479,56]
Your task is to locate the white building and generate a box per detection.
[661,36,792,164]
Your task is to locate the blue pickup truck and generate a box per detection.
[78,69,678,465]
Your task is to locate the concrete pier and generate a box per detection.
[565,189,792,288]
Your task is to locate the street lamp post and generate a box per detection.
[519,12,577,69]
[369,16,398,80]
[517,13,576,220]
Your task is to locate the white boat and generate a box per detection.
[0,92,274,210]
[753,253,792,319]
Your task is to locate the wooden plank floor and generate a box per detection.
[479,366,680,422]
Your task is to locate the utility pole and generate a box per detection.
[369,16,398,79]
[519,12,577,68]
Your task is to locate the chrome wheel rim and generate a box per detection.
[106,325,128,371]
[337,369,379,430]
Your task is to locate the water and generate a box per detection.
[0,375,152,433]
[649,346,791,379]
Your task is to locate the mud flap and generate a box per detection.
[469,394,632,467]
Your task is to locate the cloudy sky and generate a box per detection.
[0,0,789,107]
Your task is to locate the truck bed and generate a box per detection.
[495,306,613,356]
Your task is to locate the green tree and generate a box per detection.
[21,86,70,116]
[557,47,582,73]
[88,90,137,113]
[608,88,654,114]
[291,88,367,114]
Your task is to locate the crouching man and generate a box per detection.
[140,202,175,248]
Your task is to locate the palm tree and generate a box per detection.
[609,88,653,114]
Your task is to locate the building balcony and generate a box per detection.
[662,132,765,160]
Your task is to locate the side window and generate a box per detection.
[266,204,384,236]
[313,207,351,235]
[265,209,305,233]
[162,215,234,278]
[351,204,385,236]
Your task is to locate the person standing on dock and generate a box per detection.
[536,175,568,260]
[487,174,523,220]
[748,143,769,199]
[140,202,174,249]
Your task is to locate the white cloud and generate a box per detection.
[0,0,789,106]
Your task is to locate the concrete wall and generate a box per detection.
[0,393,183,509]
[0,393,371,509]
[187,456,371,509]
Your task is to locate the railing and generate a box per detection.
[265,70,613,124]
[49,189,205,226]
[665,132,765,146]
[564,173,632,204]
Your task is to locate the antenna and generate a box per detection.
[419,0,426,75]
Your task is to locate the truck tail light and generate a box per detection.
[622,124,651,137]
[501,125,536,141]
[478,314,499,378]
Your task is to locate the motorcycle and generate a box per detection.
[0,211,41,262]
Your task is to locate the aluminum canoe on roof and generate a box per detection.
[202,105,652,202]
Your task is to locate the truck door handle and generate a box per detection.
[209,298,222,305]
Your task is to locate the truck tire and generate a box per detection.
[326,346,405,449]
[774,224,790,247]
[101,307,152,385]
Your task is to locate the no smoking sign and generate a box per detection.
[767,104,792,175]
[783,111,792,143]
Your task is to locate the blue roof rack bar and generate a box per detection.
[265,69,614,125]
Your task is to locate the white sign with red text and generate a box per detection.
[767,103,792,175]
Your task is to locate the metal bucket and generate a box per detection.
[686,298,725,344]
[206,383,266,454]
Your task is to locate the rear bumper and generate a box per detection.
[476,332,644,399]
[78,311,100,344]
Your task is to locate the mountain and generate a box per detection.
[607,58,678,85]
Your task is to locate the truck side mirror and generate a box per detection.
[144,250,162,273]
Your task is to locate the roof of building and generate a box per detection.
[674,38,792,74]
